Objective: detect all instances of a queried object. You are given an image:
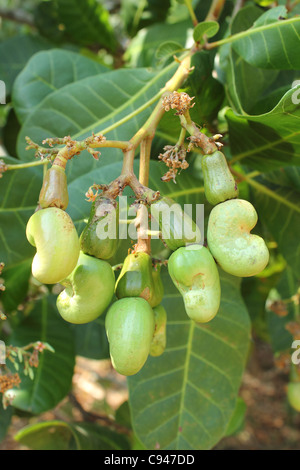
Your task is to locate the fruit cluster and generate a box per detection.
[26,149,269,376]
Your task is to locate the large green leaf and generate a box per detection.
[0,156,42,268]
[72,316,109,360]
[230,7,300,70]
[224,5,279,115]
[224,5,299,116]
[16,64,178,175]
[182,51,225,127]
[128,268,251,450]
[7,295,75,414]
[252,174,300,278]
[13,49,108,123]
[0,34,52,95]
[15,420,130,450]
[226,86,300,171]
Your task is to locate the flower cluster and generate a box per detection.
[162,91,195,115]
[158,145,189,183]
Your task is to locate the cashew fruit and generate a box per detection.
[105,297,155,376]
[80,195,119,260]
[287,382,300,412]
[151,264,164,308]
[39,165,69,210]
[150,305,167,357]
[201,151,238,205]
[207,199,269,277]
[115,252,162,307]
[26,207,80,284]
[57,252,115,324]
[168,244,221,323]
[151,196,201,251]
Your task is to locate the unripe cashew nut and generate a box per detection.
[207,199,269,277]
[57,252,115,324]
[168,244,221,323]
[26,207,80,284]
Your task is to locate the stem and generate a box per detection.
[136,137,154,255]
[121,148,135,177]
[184,0,198,26]
[176,127,187,147]
[130,54,193,151]
[131,0,147,33]
[205,16,300,50]
[139,137,153,186]
[205,0,226,21]
[5,160,49,171]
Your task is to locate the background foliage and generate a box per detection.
[0,0,299,451]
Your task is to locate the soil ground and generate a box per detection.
[1,338,300,451]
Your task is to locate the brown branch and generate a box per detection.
[0,8,35,27]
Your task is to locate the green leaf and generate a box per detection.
[55,0,117,51]
[0,259,31,312]
[182,51,225,127]
[224,6,280,115]
[15,420,131,450]
[128,268,251,450]
[33,1,67,44]
[7,296,75,414]
[155,41,184,67]
[226,86,300,171]
[16,65,178,169]
[13,49,109,123]
[0,404,13,443]
[121,0,171,37]
[0,157,42,269]
[0,34,52,95]
[2,108,21,156]
[266,267,299,353]
[225,397,246,437]
[72,316,109,360]
[252,174,300,278]
[230,8,300,70]
[193,21,219,42]
[124,20,191,67]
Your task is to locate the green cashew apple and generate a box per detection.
[287,382,300,412]
[168,244,221,323]
[207,199,269,277]
[150,305,167,357]
[105,297,155,376]
[201,151,238,205]
[57,252,115,324]
[151,265,164,308]
[26,207,80,284]
[80,195,119,260]
[115,252,162,307]
[39,165,69,210]
[151,196,201,251]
